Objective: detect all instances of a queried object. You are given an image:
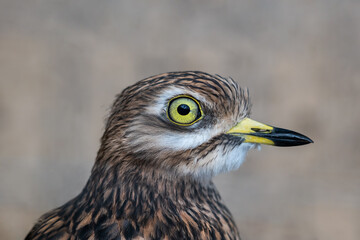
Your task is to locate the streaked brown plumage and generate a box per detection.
[26,71,312,240]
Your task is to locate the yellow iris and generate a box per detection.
[167,96,203,125]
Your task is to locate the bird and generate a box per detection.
[25,71,313,240]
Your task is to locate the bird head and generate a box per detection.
[98,71,312,178]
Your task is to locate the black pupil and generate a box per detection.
[177,104,190,115]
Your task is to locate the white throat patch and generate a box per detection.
[179,143,260,177]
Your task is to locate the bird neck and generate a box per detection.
[69,152,240,239]
[85,161,219,207]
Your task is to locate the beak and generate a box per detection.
[226,118,313,146]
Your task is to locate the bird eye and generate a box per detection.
[167,96,203,125]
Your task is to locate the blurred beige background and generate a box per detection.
[1,1,360,239]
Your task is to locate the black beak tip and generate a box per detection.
[271,127,314,147]
[297,133,314,145]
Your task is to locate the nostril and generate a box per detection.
[251,128,271,133]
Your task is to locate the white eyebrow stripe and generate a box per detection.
[145,86,211,117]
